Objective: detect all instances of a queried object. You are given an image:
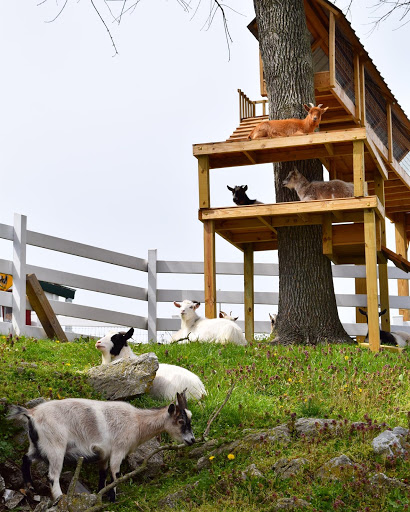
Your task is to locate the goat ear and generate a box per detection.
[219,311,224,318]
[303,104,310,112]
[125,328,134,340]
[243,185,248,191]
[174,301,181,308]
[321,106,328,113]
[379,309,387,317]
[168,403,176,415]
[193,302,200,310]
[233,316,238,322]
[227,185,234,192]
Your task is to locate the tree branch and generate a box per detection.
[202,381,235,440]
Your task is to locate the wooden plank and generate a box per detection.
[360,61,366,127]
[199,196,382,222]
[329,11,336,89]
[387,102,393,164]
[194,127,367,157]
[198,155,210,209]
[243,244,254,342]
[353,53,361,122]
[314,71,330,91]
[358,343,403,354]
[395,213,410,320]
[26,273,68,342]
[203,220,216,318]
[363,209,380,352]
[353,140,365,196]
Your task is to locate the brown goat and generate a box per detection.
[283,169,354,201]
[248,104,328,140]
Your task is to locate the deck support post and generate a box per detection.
[364,209,380,352]
[373,172,390,332]
[203,220,216,319]
[355,275,367,342]
[243,244,254,342]
[198,155,210,209]
[353,140,365,197]
[395,213,410,321]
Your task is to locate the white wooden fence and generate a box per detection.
[0,213,409,341]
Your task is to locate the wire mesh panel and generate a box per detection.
[335,22,355,104]
[392,109,410,168]
[365,69,388,148]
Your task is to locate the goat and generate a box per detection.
[219,310,238,322]
[95,329,206,400]
[8,392,194,502]
[248,103,328,140]
[283,168,354,201]
[358,308,410,347]
[269,313,277,335]
[227,185,262,206]
[172,300,247,346]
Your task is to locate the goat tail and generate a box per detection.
[7,405,30,423]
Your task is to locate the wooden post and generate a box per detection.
[386,102,393,164]
[353,53,361,123]
[364,209,380,352]
[243,244,254,343]
[355,275,367,343]
[203,220,216,319]
[373,172,390,332]
[322,214,333,258]
[198,155,210,209]
[26,273,68,342]
[12,213,27,337]
[147,249,157,342]
[353,140,365,197]
[329,12,336,88]
[359,61,366,127]
[395,213,410,321]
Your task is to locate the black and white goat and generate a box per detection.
[8,392,194,502]
[95,328,207,400]
[219,310,238,321]
[227,185,262,206]
[358,308,410,347]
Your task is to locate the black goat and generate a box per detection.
[227,185,262,206]
[358,308,409,347]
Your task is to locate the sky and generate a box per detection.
[0,0,409,332]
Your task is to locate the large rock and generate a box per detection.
[372,430,407,457]
[317,454,354,480]
[87,353,159,400]
[273,458,308,480]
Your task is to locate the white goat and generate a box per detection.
[219,310,238,321]
[172,300,247,346]
[8,393,194,502]
[95,328,206,400]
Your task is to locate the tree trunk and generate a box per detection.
[253,0,351,345]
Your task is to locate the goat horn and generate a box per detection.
[309,102,315,108]
[317,103,323,108]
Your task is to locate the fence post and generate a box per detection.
[12,213,27,336]
[147,249,157,342]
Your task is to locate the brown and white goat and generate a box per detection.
[8,393,194,502]
[227,185,262,206]
[283,169,354,201]
[248,103,328,140]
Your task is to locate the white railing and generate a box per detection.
[0,213,409,341]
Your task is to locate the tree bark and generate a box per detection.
[253,0,351,345]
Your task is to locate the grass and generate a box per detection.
[0,333,409,511]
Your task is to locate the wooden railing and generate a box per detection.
[238,89,268,122]
[0,213,409,342]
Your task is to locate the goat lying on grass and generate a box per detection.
[171,300,247,346]
[8,392,194,502]
[227,185,262,206]
[359,308,410,347]
[248,103,328,140]
[95,328,206,400]
[283,169,354,201]
[219,310,238,321]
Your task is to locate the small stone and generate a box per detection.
[317,454,354,481]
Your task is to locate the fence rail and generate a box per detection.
[0,214,409,341]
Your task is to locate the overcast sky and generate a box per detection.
[1,1,409,328]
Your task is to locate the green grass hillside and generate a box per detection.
[0,334,409,511]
